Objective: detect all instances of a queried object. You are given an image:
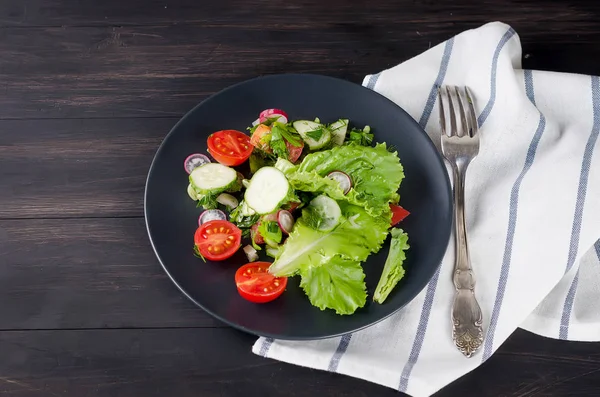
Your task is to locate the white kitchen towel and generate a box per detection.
[252,21,600,397]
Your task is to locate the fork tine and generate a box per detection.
[438,87,447,136]
[454,86,468,137]
[464,87,478,137]
[446,86,457,137]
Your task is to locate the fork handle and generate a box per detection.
[450,161,483,357]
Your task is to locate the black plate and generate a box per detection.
[144,74,452,340]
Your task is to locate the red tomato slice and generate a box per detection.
[286,139,304,163]
[194,220,242,261]
[235,262,287,303]
[207,130,253,166]
[250,222,264,245]
[390,204,410,226]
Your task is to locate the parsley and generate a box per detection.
[345,126,374,146]
[196,193,218,209]
[192,245,207,262]
[306,128,324,142]
[258,221,282,247]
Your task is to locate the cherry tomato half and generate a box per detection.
[235,262,287,303]
[286,139,304,163]
[390,204,410,226]
[207,130,253,166]
[194,220,242,261]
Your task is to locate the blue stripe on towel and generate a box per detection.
[481,69,546,361]
[328,333,352,372]
[595,239,600,261]
[558,75,600,339]
[477,28,517,126]
[418,37,455,128]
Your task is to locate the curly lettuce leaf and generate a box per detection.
[373,228,410,304]
[282,143,404,217]
[268,202,389,277]
[299,256,367,315]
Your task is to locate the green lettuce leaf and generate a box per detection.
[299,256,367,315]
[282,143,404,217]
[269,202,389,277]
[373,228,410,304]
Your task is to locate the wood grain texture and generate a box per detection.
[0,2,599,119]
[0,118,171,218]
[0,217,221,329]
[2,0,600,396]
[1,328,599,397]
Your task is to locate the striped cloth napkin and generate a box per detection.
[252,21,600,397]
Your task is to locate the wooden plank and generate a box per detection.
[0,13,600,119]
[0,118,170,218]
[0,328,599,396]
[0,0,598,31]
[0,217,222,329]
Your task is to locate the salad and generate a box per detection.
[185,108,411,315]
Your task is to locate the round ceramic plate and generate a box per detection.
[144,74,452,340]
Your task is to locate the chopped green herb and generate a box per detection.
[258,220,283,247]
[193,245,207,262]
[306,128,324,142]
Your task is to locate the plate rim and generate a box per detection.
[144,72,452,340]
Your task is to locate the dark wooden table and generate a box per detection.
[2,1,600,396]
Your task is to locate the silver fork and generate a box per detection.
[438,86,483,358]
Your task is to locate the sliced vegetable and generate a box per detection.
[189,163,238,196]
[390,204,410,226]
[266,246,281,259]
[217,193,239,210]
[327,171,352,194]
[293,120,331,150]
[244,166,291,214]
[198,209,227,226]
[286,140,304,163]
[184,153,211,174]
[250,222,265,245]
[329,119,349,146]
[194,220,242,261]
[207,130,253,166]
[277,210,295,235]
[303,195,342,232]
[235,262,287,303]
[250,124,272,152]
[251,118,260,127]
[187,183,199,200]
[374,228,410,304]
[259,108,288,124]
[243,245,259,262]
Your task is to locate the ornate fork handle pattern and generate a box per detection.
[450,161,483,358]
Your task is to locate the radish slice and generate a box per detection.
[251,118,260,127]
[327,171,352,194]
[259,108,288,124]
[277,210,295,235]
[217,193,239,209]
[243,245,259,262]
[198,209,227,226]
[184,153,211,174]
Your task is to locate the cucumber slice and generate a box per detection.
[293,120,331,150]
[303,194,342,231]
[329,119,349,146]
[187,183,198,200]
[189,163,237,196]
[244,166,290,215]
